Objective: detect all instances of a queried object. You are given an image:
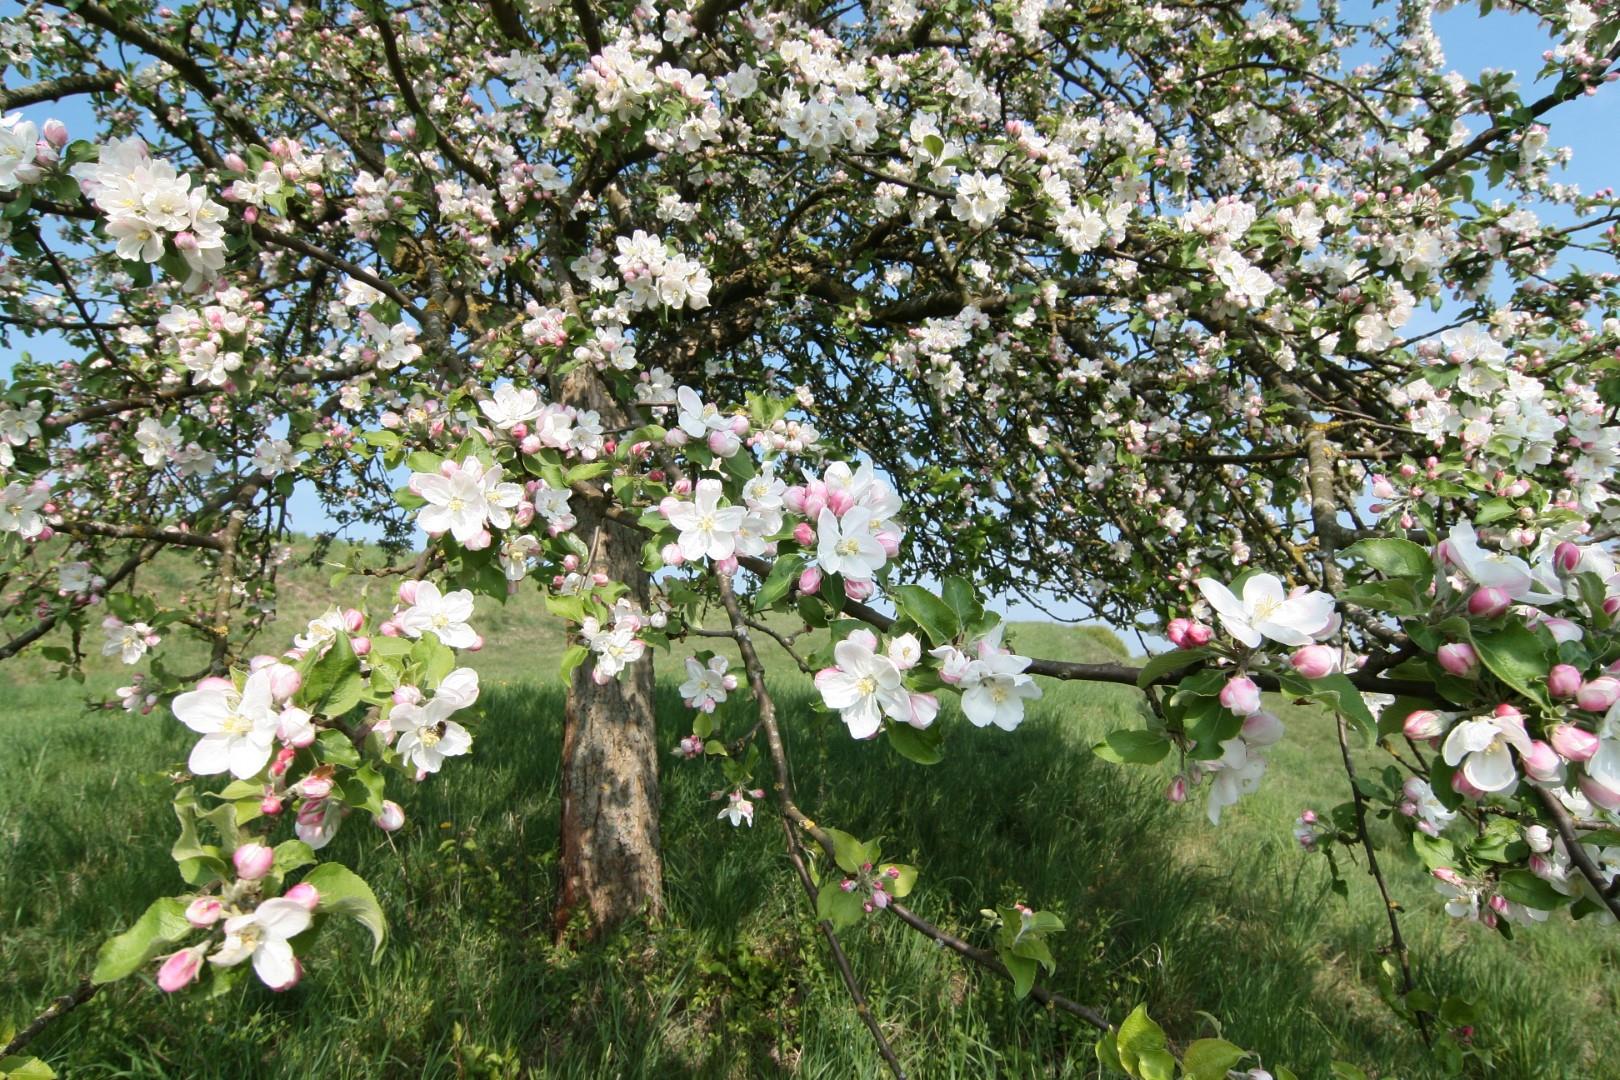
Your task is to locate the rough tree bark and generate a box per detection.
[553,367,664,937]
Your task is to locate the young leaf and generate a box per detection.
[1182,1038,1247,1080]
[1136,646,1214,688]
[1346,538,1434,579]
[887,721,944,764]
[890,584,960,646]
[1093,729,1171,765]
[303,863,388,962]
[92,898,192,984]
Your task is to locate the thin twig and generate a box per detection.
[1,978,98,1057]
[716,576,906,1078]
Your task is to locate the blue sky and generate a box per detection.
[4,5,1616,640]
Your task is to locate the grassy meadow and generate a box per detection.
[2,548,1618,1078]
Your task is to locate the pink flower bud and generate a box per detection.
[261,662,301,700]
[1451,769,1486,801]
[1403,709,1447,739]
[798,565,823,595]
[232,842,275,881]
[1167,618,1191,648]
[1185,622,1213,646]
[875,528,901,558]
[1166,776,1188,803]
[1576,676,1620,712]
[298,776,334,799]
[1468,587,1513,618]
[224,151,247,172]
[520,434,542,454]
[1548,664,1583,699]
[351,636,372,656]
[783,485,807,512]
[42,118,68,148]
[827,488,856,517]
[374,800,405,831]
[707,429,739,456]
[1551,541,1581,574]
[1436,642,1478,678]
[284,882,320,911]
[397,580,421,605]
[1579,773,1620,811]
[729,415,750,435]
[197,675,234,692]
[843,578,874,602]
[664,427,689,447]
[1522,740,1563,783]
[660,543,685,566]
[156,946,206,993]
[1549,723,1599,762]
[1219,675,1262,716]
[243,205,259,224]
[379,619,402,637]
[792,521,816,547]
[260,795,284,815]
[467,633,484,652]
[715,556,739,575]
[186,896,224,928]
[1290,645,1337,679]
[464,529,492,551]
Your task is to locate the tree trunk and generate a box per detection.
[553,371,664,938]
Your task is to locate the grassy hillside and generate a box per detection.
[2,547,1617,1078]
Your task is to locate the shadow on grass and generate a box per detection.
[0,680,1583,1078]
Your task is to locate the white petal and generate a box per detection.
[188,733,233,775]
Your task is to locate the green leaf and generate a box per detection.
[890,585,959,646]
[1117,1003,1168,1073]
[756,554,805,609]
[273,839,317,877]
[815,880,866,930]
[301,631,364,717]
[1497,869,1571,911]
[878,863,918,898]
[1411,832,1455,870]
[314,728,361,769]
[1282,671,1377,741]
[1183,1038,1247,1080]
[1346,538,1434,579]
[823,828,867,874]
[559,644,589,684]
[303,863,388,963]
[1000,950,1037,999]
[1136,1049,1176,1080]
[1136,646,1214,688]
[1095,1032,1125,1075]
[1093,729,1171,765]
[1471,623,1551,704]
[0,1056,57,1080]
[1330,1062,1370,1080]
[92,898,192,984]
[887,721,943,764]
[941,576,982,626]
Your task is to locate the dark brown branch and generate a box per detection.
[1,978,98,1058]
[1417,42,1620,184]
[571,0,605,55]
[1532,786,1620,922]
[0,70,120,111]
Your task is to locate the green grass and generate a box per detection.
[3,558,1618,1078]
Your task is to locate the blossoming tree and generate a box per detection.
[2,0,1619,1074]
